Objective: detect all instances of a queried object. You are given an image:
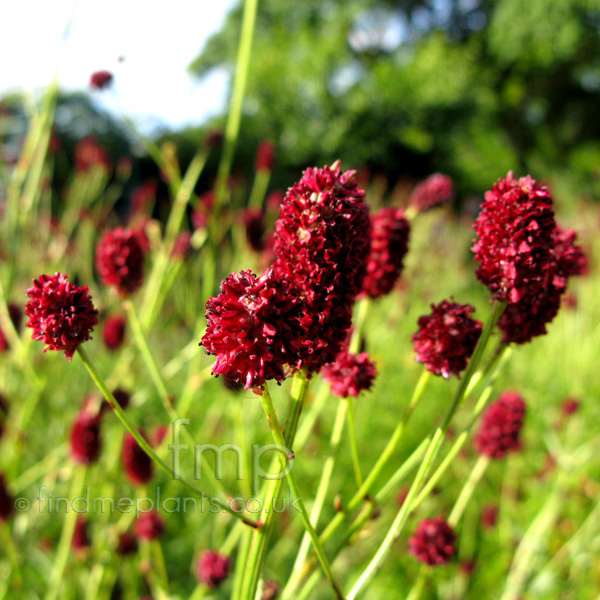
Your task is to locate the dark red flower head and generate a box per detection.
[90,70,113,90]
[361,208,410,299]
[0,473,13,522]
[498,225,587,345]
[96,228,145,296]
[201,269,302,390]
[255,140,276,171]
[262,580,280,600]
[562,397,580,416]
[135,511,165,540]
[472,172,556,304]
[72,517,91,551]
[272,161,370,373]
[130,179,158,216]
[70,409,102,464]
[25,273,99,360]
[117,531,138,555]
[409,173,454,213]
[241,208,266,252]
[122,431,153,485]
[196,550,231,589]
[0,303,22,352]
[75,136,112,173]
[322,351,377,398]
[481,504,498,528]
[475,391,526,459]
[101,388,131,414]
[205,129,224,149]
[409,517,456,566]
[412,300,482,379]
[103,314,126,350]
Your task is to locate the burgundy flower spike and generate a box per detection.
[412,300,482,379]
[409,517,457,566]
[25,273,99,360]
[472,172,556,304]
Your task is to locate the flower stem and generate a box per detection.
[260,383,346,600]
[346,397,363,487]
[75,347,258,527]
[448,455,490,527]
[345,300,505,600]
[45,464,86,600]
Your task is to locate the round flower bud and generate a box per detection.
[409,517,457,566]
[70,410,102,464]
[135,511,165,540]
[103,315,126,351]
[25,273,99,360]
[321,351,377,398]
[196,550,231,589]
[412,300,482,379]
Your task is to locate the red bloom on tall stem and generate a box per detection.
[322,351,377,398]
[412,300,482,379]
[409,517,456,565]
[201,269,302,390]
[272,161,370,373]
[70,410,102,464]
[96,228,145,296]
[409,173,454,213]
[475,391,526,459]
[472,172,556,304]
[361,208,410,299]
[25,273,99,360]
[196,550,231,588]
[122,431,153,485]
[90,70,113,90]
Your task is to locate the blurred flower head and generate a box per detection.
[122,431,153,485]
[90,70,113,90]
[409,517,456,566]
[409,173,454,213]
[102,314,126,351]
[135,511,165,540]
[70,409,102,464]
[196,550,231,588]
[322,351,377,397]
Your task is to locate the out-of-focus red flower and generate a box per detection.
[409,517,456,566]
[361,208,410,299]
[102,315,126,350]
[75,136,112,173]
[472,172,556,304]
[266,190,285,212]
[90,70,113,90]
[135,511,165,540]
[205,129,224,149]
[72,517,91,551]
[562,397,580,416]
[255,140,276,171]
[172,231,192,260]
[96,228,145,296]
[25,273,99,360]
[262,580,280,600]
[412,300,482,379]
[409,173,454,213]
[241,208,266,252]
[153,425,169,446]
[273,162,370,373]
[0,473,13,522]
[122,431,153,485]
[130,180,158,216]
[481,504,498,528]
[321,351,377,397]
[100,388,131,414]
[475,391,526,459]
[70,410,102,464]
[196,550,231,589]
[201,269,302,390]
[117,532,138,555]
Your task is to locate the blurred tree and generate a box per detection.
[189,0,600,202]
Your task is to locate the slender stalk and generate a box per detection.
[76,347,258,527]
[345,300,505,599]
[448,455,490,527]
[284,399,348,596]
[405,568,427,600]
[1,522,23,591]
[260,383,346,600]
[45,465,86,600]
[248,169,271,210]
[346,398,363,487]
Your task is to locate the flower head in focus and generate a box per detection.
[26,273,99,360]
[412,300,482,379]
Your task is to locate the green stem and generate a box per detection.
[76,347,258,527]
[45,465,86,600]
[346,397,363,487]
[448,455,490,527]
[345,300,505,600]
[349,298,370,354]
[1,522,23,591]
[248,169,271,210]
[260,383,345,600]
[405,567,427,600]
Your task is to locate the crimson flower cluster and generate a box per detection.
[96,228,146,296]
[135,511,165,540]
[475,391,526,459]
[409,517,457,566]
[70,410,102,464]
[498,225,587,344]
[197,550,231,588]
[25,273,99,360]
[90,70,113,90]
[472,172,556,304]
[102,314,126,350]
[412,300,482,379]
[122,431,153,485]
[322,351,377,398]
[272,162,370,372]
[201,269,302,390]
[409,173,454,213]
[361,208,410,299]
